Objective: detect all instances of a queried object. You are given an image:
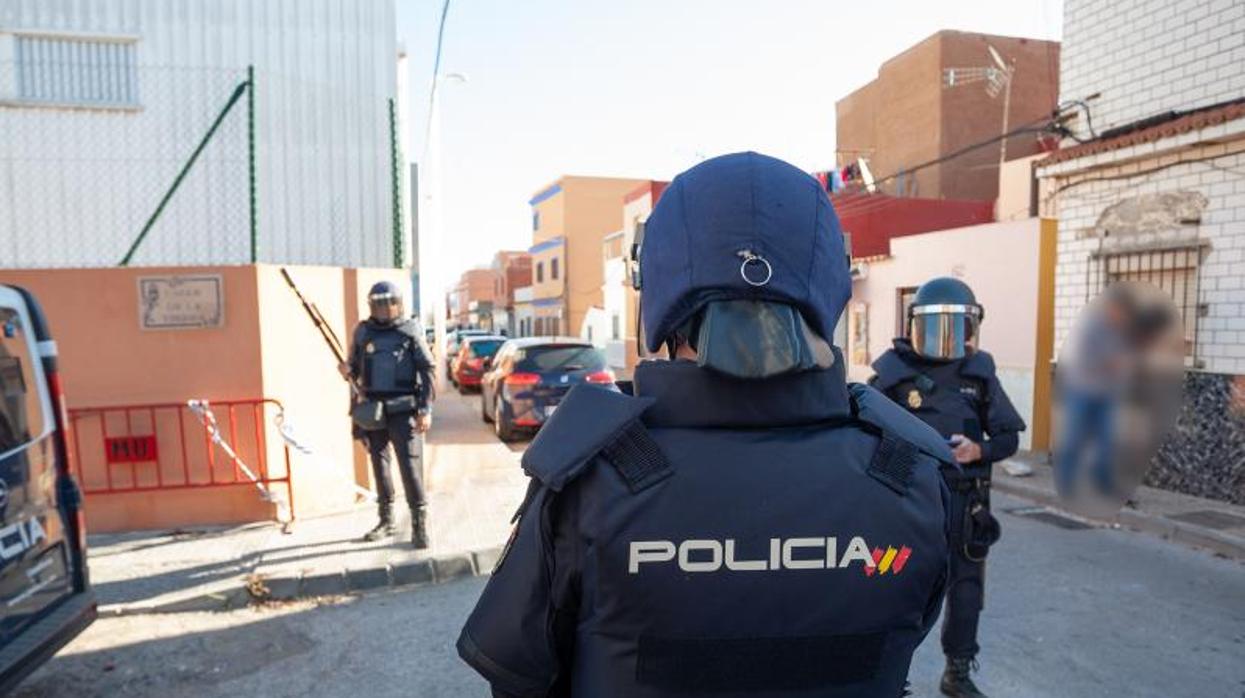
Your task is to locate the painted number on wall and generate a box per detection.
[104,435,159,464]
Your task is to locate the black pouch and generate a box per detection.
[383,395,419,415]
[351,400,386,431]
[962,484,1001,562]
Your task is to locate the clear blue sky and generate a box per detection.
[397,0,1062,311]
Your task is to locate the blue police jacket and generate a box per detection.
[870,339,1026,476]
[458,354,957,697]
[348,318,432,405]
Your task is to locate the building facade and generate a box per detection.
[528,175,647,337]
[0,0,405,269]
[837,30,1059,202]
[1036,0,1245,504]
[601,180,666,377]
[488,250,531,336]
[448,268,499,330]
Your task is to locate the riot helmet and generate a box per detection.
[636,152,851,379]
[367,281,404,325]
[907,276,982,361]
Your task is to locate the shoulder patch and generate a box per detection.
[869,349,919,391]
[849,383,955,465]
[521,385,656,491]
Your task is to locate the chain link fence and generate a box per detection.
[1,56,405,269]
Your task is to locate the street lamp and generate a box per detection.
[421,71,468,391]
[943,43,1016,170]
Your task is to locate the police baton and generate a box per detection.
[279,267,361,398]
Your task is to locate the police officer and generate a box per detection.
[340,281,434,549]
[458,152,957,697]
[869,277,1026,698]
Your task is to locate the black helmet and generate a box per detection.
[367,281,404,325]
[907,277,982,361]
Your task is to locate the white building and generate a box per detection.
[1036,0,1245,503]
[600,181,665,379]
[0,0,405,269]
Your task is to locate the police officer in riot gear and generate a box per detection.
[459,152,957,697]
[340,281,435,549]
[869,277,1025,698]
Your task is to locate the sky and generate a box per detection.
[396,0,1063,314]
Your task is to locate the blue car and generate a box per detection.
[480,338,614,442]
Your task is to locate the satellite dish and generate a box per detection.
[987,44,1008,72]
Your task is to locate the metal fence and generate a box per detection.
[1,59,406,269]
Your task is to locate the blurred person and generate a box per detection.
[339,281,435,548]
[1055,283,1182,504]
[458,152,956,697]
[870,277,1026,698]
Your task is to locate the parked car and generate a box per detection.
[451,335,506,393]
[0,285,95,693]
[480,337,615,441]
[444,329,491,383]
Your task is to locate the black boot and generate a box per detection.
[362,505,396,542]
[411,506,430,550]
[940,656,987,698]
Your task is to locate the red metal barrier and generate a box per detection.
[66,398,295,523]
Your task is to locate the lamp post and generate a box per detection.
[421,71,467,392]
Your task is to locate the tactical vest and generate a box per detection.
[461,362,956,698]
[357,320,424,397]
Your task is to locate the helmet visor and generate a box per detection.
[368,292,402,322]
[909,305,979,360]
[692,299,834,379]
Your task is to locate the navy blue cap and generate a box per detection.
[639,151,851,353]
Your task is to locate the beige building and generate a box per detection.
[448,268,499,329]
[528,176,648,337]
[599,181,667,377]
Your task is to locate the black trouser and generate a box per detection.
[365,410,426,512]
[941,482,990,659]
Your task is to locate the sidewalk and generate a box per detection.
[87,389,530,615]
[994,453,1245,560]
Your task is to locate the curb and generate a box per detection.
[991,477,1245,561]
[98,545,504,617]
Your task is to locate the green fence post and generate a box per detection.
[248,65,258,264]
[119,80,249,266]
[389,97,404,268]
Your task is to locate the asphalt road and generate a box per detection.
[16,488,1245,698]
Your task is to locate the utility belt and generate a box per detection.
[351,394,421,431]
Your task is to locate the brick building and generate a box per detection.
[1036,0,1245,503]
[837,30,1060,202]
[489,250,532,335]
[528,176,648,337]
[448,268,499,330]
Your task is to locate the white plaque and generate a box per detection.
[137,275,224,330]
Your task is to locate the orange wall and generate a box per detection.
[562,177,647,336]
[0,264,407,531]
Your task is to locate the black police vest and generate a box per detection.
[459,360,956,698]
[357,320,423,397]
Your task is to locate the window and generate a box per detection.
[0,307,48,455]
[1089,246,1204,358]
[535,318,545,336]
[550,319,560,336]
[551,257,560,281]
[587,326,593,342]
[10,34,140,107]
[536,262,544,283]
[895,287,919,337]
[533,211,541,231]
[611,313,621,340]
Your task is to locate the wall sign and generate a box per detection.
[104,435,159,464]
[137,275,224,330]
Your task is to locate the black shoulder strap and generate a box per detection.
[521,385,670,493]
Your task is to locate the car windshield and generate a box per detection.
[516,345,605,372]
[468,340,504,358]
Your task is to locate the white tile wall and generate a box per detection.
[1061,0,1245,140]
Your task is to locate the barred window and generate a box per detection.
[1088,246,1204,359]
[11,33,139,107]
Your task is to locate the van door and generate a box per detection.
[0,287,74,642]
